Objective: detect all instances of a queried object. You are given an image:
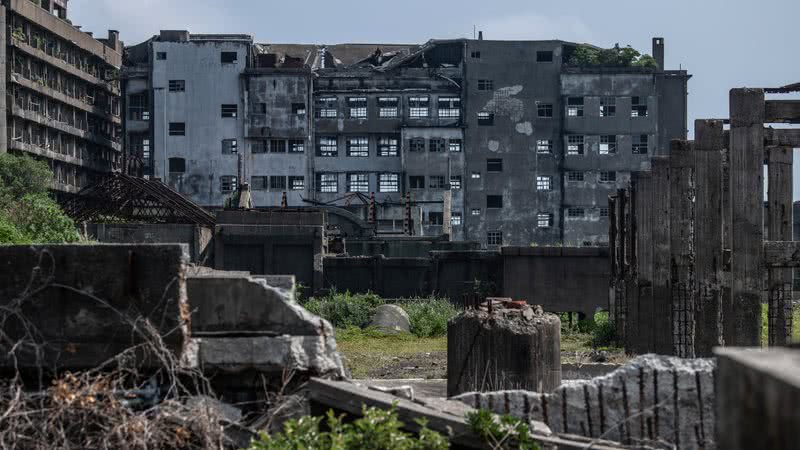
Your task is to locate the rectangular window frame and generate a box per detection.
[487,158,503,173]
[437,96,461,118]
[378,173,400,193]
[408,96,430,118]
[536,139,553,154]
[599,135,617,155]
[486,195,503,209]
[347,173,370,193]
[289,176,305,191]
[221,138,238,155]
[168,80,185,92]
[377,137,399,157]
[378,97,399,118]
[221,104,238,118]
[487,231,503,246]
[346,137,369,157]
[536,176,552,191]
[317,96,338,118]
[567,135,585,155]
[567,97,584,117]
[633,134,649,154]
[347,97,368,118]
[317,173,338,193]
[168,122,185,136]
[317,137,338,157]
[537,213,553,228]
[537,103,553,118]
[600,96,616,117]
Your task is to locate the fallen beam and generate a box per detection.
[764,127,800,147]
[765,100,800,124]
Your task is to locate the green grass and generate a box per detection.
[335,327,447,378]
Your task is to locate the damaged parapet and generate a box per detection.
[454,355,716,450]
[447,298,561,397]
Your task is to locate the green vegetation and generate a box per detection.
[760,302,800,346]
[568,44,659,69]
[560,310,617,348]
[0,153,81,244]
[335,328,447,378]
[467,409,541,450]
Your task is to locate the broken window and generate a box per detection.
[429,175,446,189]
[221,52,238,64]
[378,137,399,156]
[347,173,369,192]
[409,138,425,152]
[600,135,617,155]
[270,175,287,190]
[450,175,462,190]
[317,96,338,118]
[537,103,553,118]
[168,80,185,92]
[438,97,461,118]
[567,135,584,155]
[567,97,584,117]
[378,173,400,192]
[251,176,268,190]
[633,134,649,154]
[317,173,338,193]
[292,103,306,115]
[289,139,305,153]
[270,139,287,153]
[487,231,503,246]
[378,97,399,118]
[536,139,553,154]
[567,207,585,218]
[567,171,585,182]
[477,111,494,125]
[347,137,369,157]
[252,140,268,154]
[537,213,553,228]
[536,176,552,191]
[451,213,463,226]
[631,96,648,117]
[347,97,368,118]
[221,138,238,154]
[168,157,185,173]
[289,176,305,190]
[409,176,425,189]
[471,172,481,179]
[221,104,238,118]
[168,122,185,136]
[156,52,167,60]
[487,195,503,209]
[472,208,481,216]
[429,138,445,153]
[600,171,617,183]
[220,175,238,193]
[600,96,616,117]
[317,137,338,156]
[487,158,503,172]
[408,96,429,118]
[449,139,463,152]
[477,79,494,91]
[428,212,444,225]
[536,51,554,62]
[600,207,610,218]
[128,94,149,121]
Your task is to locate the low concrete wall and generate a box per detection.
[324,256,431,298]
[87,223,213,263]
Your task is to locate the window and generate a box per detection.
[477,79,494,91]
[409,138,425,152]
[289,176,305,191]
[221,52,238,64]
[567,171,585,182]
[378,137,399,156]
[428,212,444,225]
[317,137,338,156]
[451,213,463,226]
[251,176,268,190]
[487,158,503,172]
[536,139,553,154]
[487,195,503,209]
[631,96,648,117]
[470,51,481,59]
[222,139,238,154]
[600,207,610,218]
[270,139,287,153]
[347,173,369,192]
[168,157,185,173]
[471,172,481,179]
[536,176,552,191]
[168,122,185,136]
[536,50,554,62]
[221,104,238,118]
[378,173,400,192]
[317,173,338,193]
[449,139,463,152]
[429,175,446,189]
[317,96,337,118]
[600,97,616,117]
[156,52,167,60]
[633,134,649,154]
[568,208,585,218]
[378,97,399,118]
[346,137,369,157]
[168,80,185,92]
[292,103,306,115]
[450,176,462,190]
[477,111,494,125]
[471,208,481,216]
[289,139,305,153]
[537,103,553,118]
[487,231,503,246]
[438,97,461,118]
[409,96,429,118]
[600,135,617,155]
[409,176,425,189]
[567,97,584,117]
[220,176,238,193]
[600,171,617,183]
[429,138,445,153]
[270,176,287,190]
[567,135,584,155]
[128,94,149,121]
[347,97,367,118]
[537,213,553,228]
[252,140,268,154]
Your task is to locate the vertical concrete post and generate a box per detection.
[729,88,765,346]
[669,145,696,357]
[651,158,673,354]
[694,120,725,355]
[766,146,793,346]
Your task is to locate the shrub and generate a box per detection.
[0,153,52,209]
[303,291,385,329]
[467,409,541,450]
[590,311,616,348]
[0,215,29,244]
[568,44,658,69]
[4,193,81,243]
[397,297,459,338]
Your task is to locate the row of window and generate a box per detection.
[470,50,554,63]
[316,137,462,157]
[408,175,462,190]
[564,135,649,155]
[315,96,461,119]
[316,173,400,193]
[251,175,305,191]
[156,51,239,64]
[566,96,649,118]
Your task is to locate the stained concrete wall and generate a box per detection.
[323,256,431,298]
[344,237,480,258]
[86,223,213,262]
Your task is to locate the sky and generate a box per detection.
[71,0,800,195]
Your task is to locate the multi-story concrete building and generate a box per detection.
[124,33,689,247]
[1,0,123,196]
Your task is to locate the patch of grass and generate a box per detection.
[761,302,800,346]
[335,327,447,379]
[396,297,459,338]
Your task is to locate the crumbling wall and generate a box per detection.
[86,223,213,263]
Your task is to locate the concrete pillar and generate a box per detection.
[652,37,665,70]
[728,88,765,346]
[766,146,793,346]
[650,159,673,354]
[670,145,696,357]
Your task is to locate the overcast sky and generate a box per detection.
[71,0,800,195]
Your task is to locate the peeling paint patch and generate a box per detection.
[488,140,500,152]
[483,85,525,122]
[515,121,533,135]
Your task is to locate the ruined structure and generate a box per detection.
[0,0,123,197]
[123,33,689,248]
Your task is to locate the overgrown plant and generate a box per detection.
[568,44,659,69]
[467,409,541,450]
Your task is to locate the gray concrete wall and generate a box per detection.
[323,256,431,298]
[86,223,213,263]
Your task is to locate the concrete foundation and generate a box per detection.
[87,223,213,263]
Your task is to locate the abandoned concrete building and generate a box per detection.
[0,0,123,197]
[123,33,689,247]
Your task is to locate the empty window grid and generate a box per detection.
[631,96,648,117]
[428,212,444,225]
[451,213,463,226]
[251,176,268,190]
[487,195,503,209]
[221,104,238,118]
[347,97,368,118]
[317,97,338,118]
[347,173,369,192]
[449,139,463,152]
[537,139,553,153]
[220,176,237,193]
[317,137,338,156]
[378,173,400,192]
[168,80,185,92]
[317,173,338,193]
[536,51,554,62]
[600,171,617,183]
[168,157,185,173]
[289,176,305,190]
[567,135,584,155]
[221,139,238,154]
[156,52,167,60]
[347,137,369,157]
[438,97,461,118]
[537,213,553,228]
[477,79,494,91]
[537,103,553,118]
[470,51,481,59]
[600,135,617,155]
[600,207,610,218]
[378,97,399,118]
[429,138,445,152]
[567,171,585,182]
[128,94,149,121]
[409,138,425,152]
[252,140,268,154]
[472,209,481,216]
[292,103,306,115]
[477,111,494,125]
[289,139,305,153]
[168,122,185,136]
[409,176,425,189]
[221,52,238,63]
[429,175,446,189]
[633,135,649,154]
[536,176,552,191]
[567,97,584,117]
[271,139,287,153]
[409,96,429,118]
[378,137,399,156]
[270,176,287,190]
[487,231,503,246]
[487,158,503,172]
[600,96,616,117]
[567,207,585,218]
[450,176,462,190]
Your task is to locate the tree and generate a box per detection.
[0,153,52,209]
[3,194,80,243]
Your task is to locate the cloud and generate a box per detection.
[478,13,594,43]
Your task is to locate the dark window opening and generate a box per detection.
[487,195,503,209]
[536,50,554,62]
[270,176,287,190]
[429,175,446,189]
[633,134,649,154]
[477,79,494,91]
[409,138,425,152]
[487,231,503,246]
[251,176,268,190]
[221,104,238,118]
[631,96,648,117]
[568,207,585,218]
[428,212,444,225]
[168,157,185,173]
[292,103,306,115]
[409,176,425,189]
[478,111,494,125]
[600,171,617,183]
[429,138,445,152]
[567,171,585,182]
[220,176,237,193]
[567,97,584,117]
[221,52,238,64]
[168,122,185,136]
[222,139,238,154]
[156,52,167,60]
[537,103,553,118]
[470,51,481,59]
[168,80,185,92]
[270,139,287,153]
[487,158,503,172]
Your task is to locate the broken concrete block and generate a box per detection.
[368,304,411,334]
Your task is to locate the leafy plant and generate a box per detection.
[397,298,458,338]
[0,153,52,209]
[303,290,385,329]
[568,44,659,69]
[467,409,541,450]
[4,194,81,243]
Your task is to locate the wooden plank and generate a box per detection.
[764,127,800,147]
[670,145,696,357]
[729,88,765,346]
[766,146,793,346]
[765,100,800,124]
[763,241,800,267]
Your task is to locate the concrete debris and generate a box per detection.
[368,304,411,334]
[367,383,415,401]
[184,395,243,424]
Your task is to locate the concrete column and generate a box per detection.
[766,146,793,346]
[728,88,765,346]
[650,158,673,354]
[669,145,696,357]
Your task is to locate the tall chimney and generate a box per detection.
[652,37,665,70]
[478,31,483,41]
